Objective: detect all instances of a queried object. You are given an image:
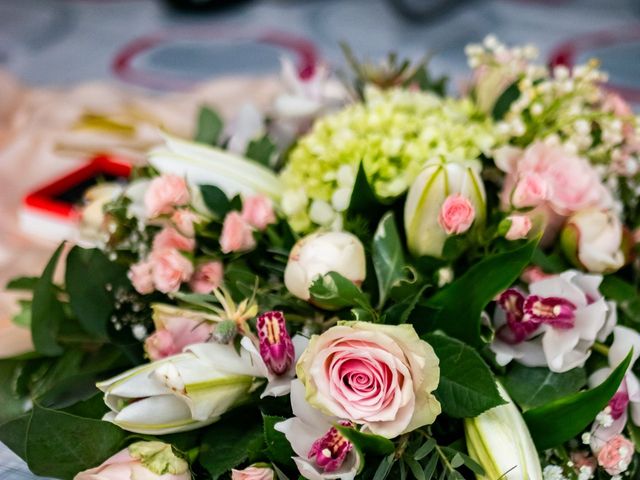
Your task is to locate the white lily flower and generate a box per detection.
[275,380,361,480]
[464,384,542,480]
[588,326,640,452]
[490,270,614,373]
[97,342,267,434]
[226,103,265,155]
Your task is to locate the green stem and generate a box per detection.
[592,341,610,357]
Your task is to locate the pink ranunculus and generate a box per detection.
[597,434,634,476]
[296,322,441,438]
[145,329,180,361]
[144,174,190,218]
[511,173,549,208]
[128,260,154,295]
[438,194,475,235]
[505,215,532,240]
[231,466,274,480]
[220,211,256,254]
[74,442,190,480]
[153,227,196,253]
[171,209,201,237]
[149,248,194,294]
[241,195,276,231]
[189,261,224,294]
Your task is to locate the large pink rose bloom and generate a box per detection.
[296,322,441,439]
[144,174,190,218]
[497,141,611,226]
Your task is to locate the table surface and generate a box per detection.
[2,0,640,478]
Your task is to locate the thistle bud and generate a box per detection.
[213,319,238,344]
[257,311,295,375]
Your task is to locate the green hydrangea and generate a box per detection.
[280,86,496,232]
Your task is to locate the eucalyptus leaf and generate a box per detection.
[373,212,405,308]
[523,351,631,450]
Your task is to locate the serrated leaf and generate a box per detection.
[425,333,505,418]
[373,212,405,308]
[200,185,231,219]
[195,106,224,145]
[502,364,586,411]
[523,351,632,450]
[263,414,295,468]
[309,271,371,311]
[421,238,538,346]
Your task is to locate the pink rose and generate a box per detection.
[511,173,548,208]
[171,209,201,237]
[597,434,634,475]
[74,442,189,480]
[296,322,441,438]
[189,261,224,294]
[220,211,256,254]
[144,174,190,218]
[603,92,633,118]
[241,195,276,231]
[153,227,195,252]
[438,194,475,235]
[149,248,194,294]
[570,451,597,476]
[231,466,274,480]
[144,304,218,360]
[129,260,154,295]
[504,215,532,240]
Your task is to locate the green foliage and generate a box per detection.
[195,106,224,145]
[425,333,505,418]
[524,351,631,450]
[347,162,385,223]
[200,185,231,219]
[263,414,295,468]
[5,276,39,291]
[491,82,520,120]
[372,212,406,308]
[308,271,373,312]
[246,136,277,167]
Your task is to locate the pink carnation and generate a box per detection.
[144,174,190,218]
[190,261,224,294]
[241,195,276,231]
[597,434,634,476]
[128,260,154,295]
[149,248,194,294]
[505,215,532,240]
[152,227,195,252]
[220,211,256,254]
[438,194,476,235]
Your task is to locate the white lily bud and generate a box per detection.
[404,160,486,258]
[97,342,267,435]
[283,231,366,301]
[464,384,542,480]
[561,209,626,274]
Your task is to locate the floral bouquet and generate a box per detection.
[3,37,640,480]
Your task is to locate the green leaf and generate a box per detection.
[195,106,224,145]
[372,454,395,480]
[382,285,428,325]
[0,360,28,424]
[421,238,538,346]
[263,414,295,468]
[491,82,520,120]
[309,271,372,311]
[5,276,39,291]
[405,456,426,480]
[200,412,264,479]
[347,162,384,220]
[0,413,30,460]
[25,403,126,479]
[246,135,277,167]
[523,351,632,450]
[12,300,31,327]
[200,184,231,219]
[335,425,395,456]
[66,247,129,339]
[413,438,436,461]
[424,333,505,418]
[373,212,405,308]
[502,364,586,411]
[31,244,66,356]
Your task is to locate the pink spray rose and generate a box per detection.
[511,173,548,208]
[189,261,224,294]
[597,434,634,476]
[438,194,476,235]
[144,174,190,218]
[241,195,276,231]
[153,227,196,253]
[145,330,180,361]
[149,248,194,294]
[220,211,256,254]
[296,321,441,438]
[129,259,154,295]
[74,441,189,480]
[504,214,532,240]
[171,209,201,237]
[231,466,274,480]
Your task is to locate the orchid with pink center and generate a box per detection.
[256,311,295,375]
[491,270,615,373]
[588,326,640,452]
[275,380,360,480]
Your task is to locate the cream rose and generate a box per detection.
[296,322,441,439]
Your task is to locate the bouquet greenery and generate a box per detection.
[3,37,640,480]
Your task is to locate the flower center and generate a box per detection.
[609,391,630,420]
[523,295,576,329]
[257,311,295,375]
[308,422,353,473]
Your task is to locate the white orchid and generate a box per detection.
[491,270,615,373]
[588,326,640,452]
[275,380,361,480]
